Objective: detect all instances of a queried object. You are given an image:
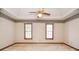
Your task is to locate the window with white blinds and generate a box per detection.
[24,23,32,39]
[46,24,54,39]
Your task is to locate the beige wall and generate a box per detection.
[65,18,79,49]
[0,13,79,49]
[15,23,64,43]
[0,17,15,49]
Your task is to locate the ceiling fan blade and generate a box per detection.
[29,12,36,13]
[43,13,50,15]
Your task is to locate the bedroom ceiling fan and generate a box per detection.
[29,8,51,18]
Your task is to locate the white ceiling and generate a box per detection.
[2,8,78,20]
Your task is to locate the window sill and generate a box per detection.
[45,38,53,40]
[24,38,32,40]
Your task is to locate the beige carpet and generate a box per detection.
[3,44,76,51]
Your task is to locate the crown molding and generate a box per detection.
[0,12,16,22]
[0,8,16,22]
[15,20,65,23]
[65,13,79,22]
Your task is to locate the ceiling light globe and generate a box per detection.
[37,13,42,18]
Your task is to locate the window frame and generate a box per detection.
[24,23,32,40]
[45,23,54,40]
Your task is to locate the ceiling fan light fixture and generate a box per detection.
[29,8,50,18]
[37,13,43,18]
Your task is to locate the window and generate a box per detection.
[46,23,54,40]
[24,23,32,39]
